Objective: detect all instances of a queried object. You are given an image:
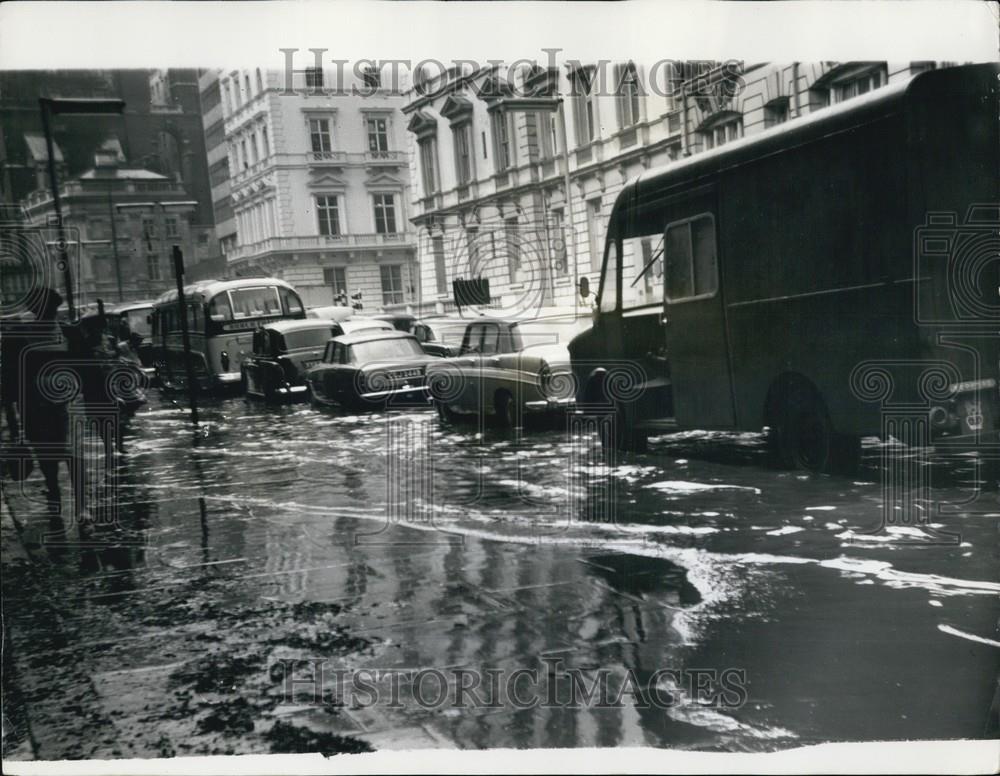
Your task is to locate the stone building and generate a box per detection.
[207,65,418,311]
[401,60,948,315]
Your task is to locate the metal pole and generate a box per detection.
[172,245,199,425]
[107,180,124,302]
[39,99,75,319]
[556,98,578,313]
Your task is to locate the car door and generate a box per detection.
[662,194,735,429]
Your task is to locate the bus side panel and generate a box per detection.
[723,111,915,436]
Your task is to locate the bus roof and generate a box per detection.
[153,277,298,306]
[257,318,337,335]
[612,64,996,231]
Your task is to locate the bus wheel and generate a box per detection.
[771,390,857,474]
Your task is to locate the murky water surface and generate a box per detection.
[3,393,997,757]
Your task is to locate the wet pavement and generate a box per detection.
[2,393,998,758]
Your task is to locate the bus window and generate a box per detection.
[209,293,233,322]
[664,214,717,302]
[230,286,281,319]
[279,287,304,316]
[623,234,664,307]
[598,240,619,313]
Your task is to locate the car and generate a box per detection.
[372,312,417,332]
[411,317,471,358]
[241,319,340,401]
[306,305,354,322]
[106,300,156,377]
[426,310,591,427]
[337,317,395,335]
[305,330,438,410]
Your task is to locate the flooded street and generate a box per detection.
[3,393,998,758]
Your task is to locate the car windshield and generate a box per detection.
[281,328,334,351]
[349,337,424,362]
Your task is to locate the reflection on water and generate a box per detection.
[4,394,997,756]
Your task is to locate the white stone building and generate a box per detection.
[211,65,418,311]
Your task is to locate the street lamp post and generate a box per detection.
[38,97,126,319]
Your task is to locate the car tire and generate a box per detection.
[599,401,648,456]
[494,391,518,430]
[436,400,459,424]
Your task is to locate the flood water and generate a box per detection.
[3,393,997,757]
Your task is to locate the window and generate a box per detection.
[244,74,252,99]
[491,111,514,172]
[615,62,642,128]
[309,118,332,154]
[418,136,439,194]
[305,67,324,89]
[433,235,447,295]
[663,214,718,301]
[599,240,618,313]
[703,118,742,150]
[164,216,180,238]
[256,68,264,92]
[146,253,161,281]
[832,66,886,103]
[466,226,480,270]
[367,117,389,155]
[141,216,157,251]
[454,122,473,185]
[571,67,597,145]
[550,208,567,274]
[260,126,269,157]
[316,195,341,236]
[362,66,381,90]
[372,193,397,234]
[587,199,603,273]
[461,322,501,355]
[505,218,520,282]
[230,286,282,318]
[241,139,249,169]
[324,266,347,297]
[538,111,558,159]
[250,134,259,164]
[380,264,404,305]
[764,99,789,128]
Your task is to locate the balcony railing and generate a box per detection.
[227,232,413,262]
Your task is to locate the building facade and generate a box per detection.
[211,65,418,311]
[0,68,222,304]
[19,150,205,305]
[402,60,945,314]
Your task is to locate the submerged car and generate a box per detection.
[306,330,437,410]
[241,319,340,401]
[427,311,591,427]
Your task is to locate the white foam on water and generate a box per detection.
[646,480,761,496]
[805,506,837,511]
[766,526,804,536]
[937,624,1000,648]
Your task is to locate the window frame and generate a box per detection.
[379,263,404,306]
[316,194,342,237]
[309,117,333,154]
[662,212,719,305]
[372,193,398,234]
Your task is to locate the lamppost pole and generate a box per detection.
[37,97,126,318]
[38,99,74,318]
[107,180,124,301]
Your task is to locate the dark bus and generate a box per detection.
[569,63,998,472]
[152,277,306,391]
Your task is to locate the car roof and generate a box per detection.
[259,319,337,334]
[331,329,418,346]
